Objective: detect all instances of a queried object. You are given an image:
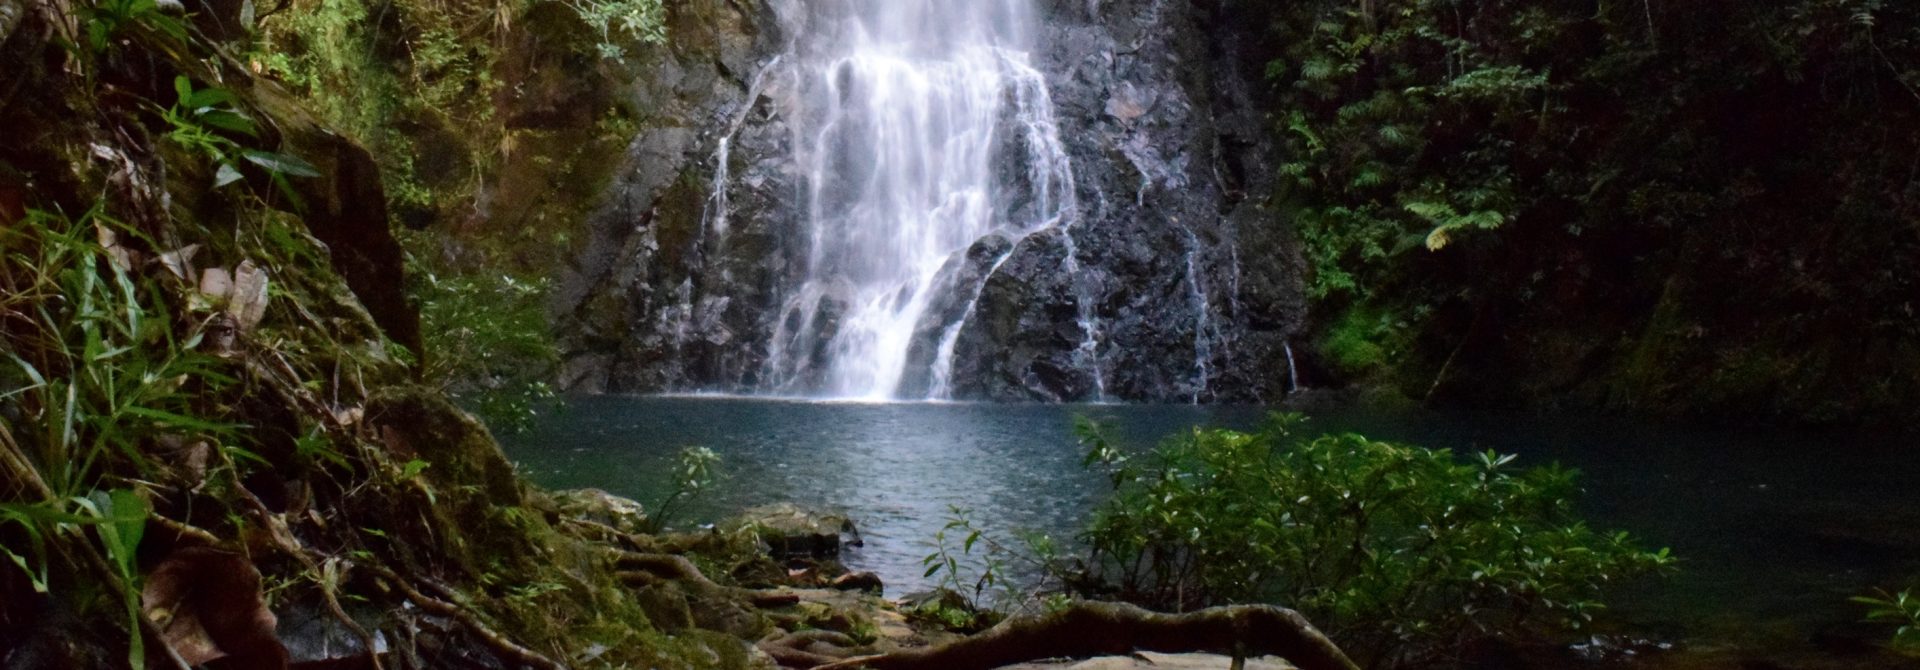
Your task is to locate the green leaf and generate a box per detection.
[214,163,245,188]
[197,110,258,137]
[224,445,270,466]
[184,86,238,111]
[0,544,47,593]
[122,405,239,433]
[241,150,321,178]
[402,459,432,479]
[105,489,148,554]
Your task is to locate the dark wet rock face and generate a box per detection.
[553,0,793,394]
[1006,0,1306,403]
[557,0,1304,402]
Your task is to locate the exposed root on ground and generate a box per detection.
[362,563,568,670]
[759,629,867,668]
[810,601,1358,670]
[616,551,802,608]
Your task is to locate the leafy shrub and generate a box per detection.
[1323,308,1397,375]
[406,241,560,433]
[1854,588,1920,652]
[643,446,720,532]
[557,0,668,60]
[1,208,240,667]
[1069,414,1674,668]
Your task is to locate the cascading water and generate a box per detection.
[749,0,1094,400]
[567,0,1306,403]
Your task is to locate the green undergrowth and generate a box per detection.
[248,0,668,426]
[404,231,562,432]
[0,2,733,666]
[1073,415,1676,667]
[1260,0,1920,422]
[921,415,1676,669]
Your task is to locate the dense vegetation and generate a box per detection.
[247,0,665,428]
[918,417,1672,668]
[1069,416,1673,667]
[1236,0,1920,423]
[0,2,781,667]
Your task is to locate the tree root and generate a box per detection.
[758,629,864,668]
[230,470,385,670]
[558,516,645,550]
[362,563,567,670]
[812,601,1358,670]
[615,552,800,608]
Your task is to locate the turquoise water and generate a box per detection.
[503,395,1920,656]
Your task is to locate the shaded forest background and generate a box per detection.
[1222,0,1920,424]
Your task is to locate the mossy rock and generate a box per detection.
[725,504,862,561]
[366,386,523,505]
[552,487,652,536]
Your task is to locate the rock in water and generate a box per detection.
[831,572,885,595]
[551,488,651,536]
[729,503,863,560]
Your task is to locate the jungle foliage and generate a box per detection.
[1064,415,1674,668]
[0,0,726,665]
[1246,0,1920,422]
[406,238,560,432]
[1855,588,1920,652]
[247,0,663,426]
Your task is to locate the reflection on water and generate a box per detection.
[504,395,1920,654]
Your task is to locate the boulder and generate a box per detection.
[728,503,863,560]
[550,488,651,536]
[830,572,885,595]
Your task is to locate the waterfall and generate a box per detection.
[752,0,1090,400]
[926,248,1018,399]
[703,56,785,242]
[1183,229,1214,404]
[1284,342,1300,393]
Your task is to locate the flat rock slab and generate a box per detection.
[998,652,1299,670]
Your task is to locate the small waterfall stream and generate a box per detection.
[742,0,1095,400]
[704,56,785,243]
